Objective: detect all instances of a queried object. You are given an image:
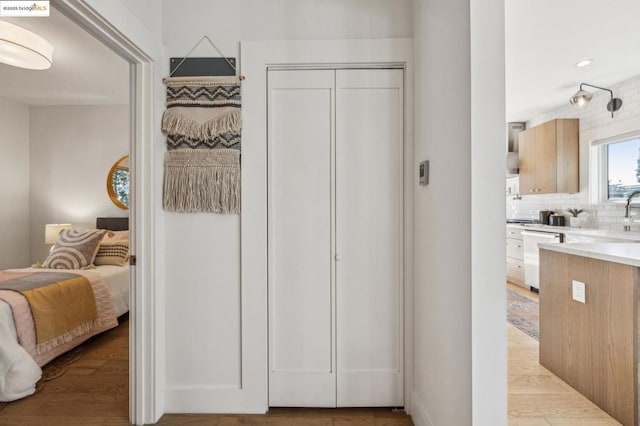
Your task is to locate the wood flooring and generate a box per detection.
[0,315,129,426]
[157,409,413,426]
[0,285,621,425]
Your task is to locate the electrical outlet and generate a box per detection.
[572,280,586,303]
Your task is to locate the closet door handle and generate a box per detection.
[335,255,342,261]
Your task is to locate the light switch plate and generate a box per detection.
[572,280,586,303]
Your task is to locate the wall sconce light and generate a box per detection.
[0,20,53,70]
[45,223,72,250]
[569,83,622,118]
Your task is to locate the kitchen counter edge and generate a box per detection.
[538,242,640,267]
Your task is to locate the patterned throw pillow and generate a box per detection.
[94,241,129,266]
[43,229,107,269]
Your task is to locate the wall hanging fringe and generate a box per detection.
[163,149,240,213]
[162,75,242,213]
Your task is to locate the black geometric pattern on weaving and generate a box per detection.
[166,85,241,104]
[165,101,241,109]
[167,133,241,150]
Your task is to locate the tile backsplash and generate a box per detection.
[506,190,639,231]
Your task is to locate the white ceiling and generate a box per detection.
[0,8,128,106]
[2,2,637,116]
[506,0,640,122]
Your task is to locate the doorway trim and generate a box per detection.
[241,39,414,412]
[54,1,159,424]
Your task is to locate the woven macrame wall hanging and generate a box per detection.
[161,76,242,213]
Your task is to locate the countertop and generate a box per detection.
[506,223,640,241]
[537,242,640,267]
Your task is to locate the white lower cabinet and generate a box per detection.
[506,256,524,284]
[506,226,524,286]
[267,68,404,408]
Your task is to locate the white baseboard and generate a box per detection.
[411,391,433,426]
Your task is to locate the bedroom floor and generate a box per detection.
[0,315,129,425]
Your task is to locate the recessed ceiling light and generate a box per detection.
[575,59,593,68]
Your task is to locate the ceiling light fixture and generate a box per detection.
[569,82,622,118]
[575,59,593,68]
[0,20,53,70]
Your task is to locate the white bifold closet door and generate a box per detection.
[268,69,337,407]
[268,68,403,408]
[335,69,404,407]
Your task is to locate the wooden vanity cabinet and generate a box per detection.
[518,118,578,195]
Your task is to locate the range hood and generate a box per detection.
[506,122,525,177]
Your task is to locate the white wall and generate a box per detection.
[412,0,507,425]
[120,0,163,42]
[83,0,164,63]
[412,0,472,423]
[161,0,413,414]
[162,0,413,61]
[29,105,129,263]
[0,99,30,269]
[507,74,640,230]
[470,0,508,424]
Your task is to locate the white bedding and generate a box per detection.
[0,265,130,402]
[94,264,130,318]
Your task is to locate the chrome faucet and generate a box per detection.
[624,190,640,230]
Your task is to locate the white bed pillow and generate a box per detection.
[103,230,129,242]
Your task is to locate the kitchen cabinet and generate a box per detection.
[518,118,579,194]
[506,226,524,286]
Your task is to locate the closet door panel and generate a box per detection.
[335,69,404,407]
[267,70,336,407]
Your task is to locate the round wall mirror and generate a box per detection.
[107,155,130,210]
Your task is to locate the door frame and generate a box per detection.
[241,39,414,412]
[54,2,159,424]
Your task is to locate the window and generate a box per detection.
[607,137,640,200]
[590,130,640,204]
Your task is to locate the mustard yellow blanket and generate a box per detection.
[0,271,98,354]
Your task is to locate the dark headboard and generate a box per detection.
[96,217,129,231]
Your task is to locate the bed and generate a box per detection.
[0,217,130,402]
